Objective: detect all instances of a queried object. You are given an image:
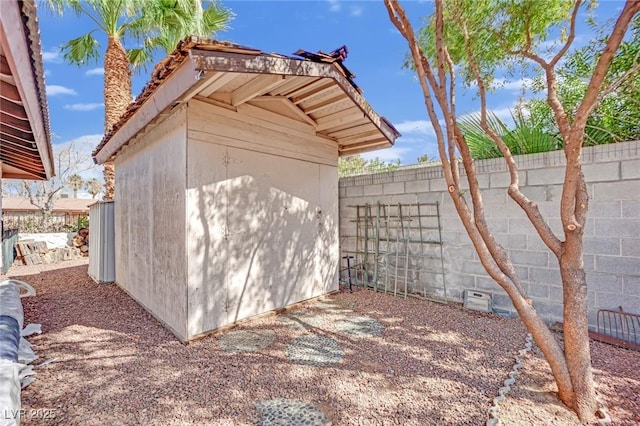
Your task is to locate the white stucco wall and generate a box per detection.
[185,99,339,338]
[114,106,188,339]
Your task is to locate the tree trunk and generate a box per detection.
[559,239,597,420]
[103,36,131,201]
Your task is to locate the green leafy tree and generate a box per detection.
[338,155,401,177]
[385,0,639,421]
[67,173,84,198]
[47,0,232,200]
[525,15,640,145]
[416,154,429,163]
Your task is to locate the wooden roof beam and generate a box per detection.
[231,74,286,106]
[0,155,43,172]
[0,81,23,104]
[0,142,42,162]
[0,130,38,149]
[1,125,35,142]
[291,82,336,105]
[315,108,365,132]
[339,138,389,152]
[329,122,376,139]
[198,72,239,97]
[0,110,31,132]
[336,129,383,145]
[1,100,28,120]
[276,97,317,127]
[304,94,349,115]
[268,77,319,96]
[0,55,12,75]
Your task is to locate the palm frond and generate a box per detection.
[459,109,561,159]
[457,111,508,160]
[127,47,153,72]
[46,0,84,15]
[61,32,100,66]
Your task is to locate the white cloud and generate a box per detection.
[85,67,104,76]
[64,103,104,112]
[393,120,436,136]
[42,48,62,64]
[494,77,533,92]
[46,85,77,96]
[328,0,341,12]
[459,106,516,126]
[350,6,363,17]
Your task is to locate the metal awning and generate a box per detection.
[0,0,53,180]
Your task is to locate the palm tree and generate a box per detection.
[85,178,103,199]
[458,109,561,160]
[67,173,84,198]
[47,0,232,200]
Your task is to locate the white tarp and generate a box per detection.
[18,233,75,249]
[0,280,38,426]
[0,360,21,426]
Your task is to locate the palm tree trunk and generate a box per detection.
[103,36,132,201]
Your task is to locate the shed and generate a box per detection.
[93,39,399,341]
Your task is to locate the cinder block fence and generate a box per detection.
[339,140,640,329]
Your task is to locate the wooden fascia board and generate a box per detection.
[191,50,399,147]
[0,2,53,179]
[94,59,198,164]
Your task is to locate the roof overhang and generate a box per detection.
[0,0,53,180]
[94,40,400,165]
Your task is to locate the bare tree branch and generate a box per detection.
[550,0,583,67]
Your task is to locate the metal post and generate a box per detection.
[436,202,447,300]
[417,202,427,298]
[373,202,381,292]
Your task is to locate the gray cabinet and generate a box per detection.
[88,201,115,283]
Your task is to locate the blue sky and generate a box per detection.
[36,0,627,177]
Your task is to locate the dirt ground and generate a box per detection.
[3,260,639,425]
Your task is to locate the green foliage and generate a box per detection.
[418,0,576,88]
[338,155,401,177]
[75,215,90,231]
[458,110,561,159]
[417,154,429,163]
[62,32,100,66]
[525,15,640,145]
[48,0,232,70]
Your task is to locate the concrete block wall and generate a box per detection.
[339,140,640,329]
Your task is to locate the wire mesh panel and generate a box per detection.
[341,202,447,302]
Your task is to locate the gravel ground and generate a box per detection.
[3,261,638,425]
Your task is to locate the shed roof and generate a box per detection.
[0,0,54,180]
[2,196,95,214]
[93,38,400,164]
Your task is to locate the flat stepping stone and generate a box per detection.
[218,329,276,352]
[256,398,328,426]
[334,316,383,338]
[285,335,344,367]
[277,312,326,329]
